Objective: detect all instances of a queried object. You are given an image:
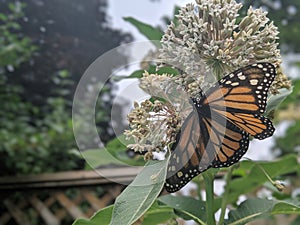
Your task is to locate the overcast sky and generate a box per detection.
[107,0,191,40]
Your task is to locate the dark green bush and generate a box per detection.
[0,76,82,175]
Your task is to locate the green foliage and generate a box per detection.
[114,65,180,81]
[0,78,82,174]
[272,78,300,156]
[161,5,181,27]
[265,88,293,115]
[72,201,175,225]
[0,1,131,175]
[72,205,114,225]
[0,2,37,67]
[158,195,208,224]
[274,120,300,155]
[109,159,168,225]
[272,200,300,214]
[1,0,133,107]
[225,198,300,225]
[124,17,163,45]
[227,155,299,202]
[73,156,300,225]
[278,79,300,109]
[140,202,175,225]
[225,198,275,225]
[0,3,81,175]
[82,135,144,169]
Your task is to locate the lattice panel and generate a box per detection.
[0,185,123,225]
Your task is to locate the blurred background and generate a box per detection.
[0,0,299,225]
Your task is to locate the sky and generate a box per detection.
[107,0,192,41]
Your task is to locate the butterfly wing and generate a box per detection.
[165,109,249,192]
[165,111,204,193]
[203,63,276,139]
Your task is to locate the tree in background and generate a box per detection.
[2,0,132,105]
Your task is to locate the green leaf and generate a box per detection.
[127,70,144,79]
[272,200,300,214]
[172,6,181,26]
[156,66,180,76]
[116,65,180,81]
[0,13,7,21]
[109,159,168,225]
[225,198,274,225]
[82,135,144,169]
[141,201,175,225]
[226,198,300,225]
[112,65,157,81]
[227,155,299,203]
[158,195,207,225]
[274,120,300,154]
[124,17,163,45]
[81,148,124,169]
[112,70,144,81]
[8,3,17,11]
[105,134,132,155]
[279,79,300,108]
[266,87,293,114]
[72,205,113,225]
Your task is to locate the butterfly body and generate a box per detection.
[165,63,276,193]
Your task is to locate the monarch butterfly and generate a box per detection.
[165,63,276,192]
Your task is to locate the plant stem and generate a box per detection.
[203,172,216,225]
[218,166,234,225]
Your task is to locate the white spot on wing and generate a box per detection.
[250,79,258,85]
[238,75,246,80]
[231,82,239,86]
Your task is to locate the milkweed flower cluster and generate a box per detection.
[124,96,181,159]
[124,0,290,157]
[159,0,288,95]
[124,72,192,158]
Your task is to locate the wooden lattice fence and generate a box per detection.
[0,167,141,225]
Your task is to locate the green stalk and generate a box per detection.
[203,172,216,225]
[256,163,285,191]
[218,166,234,225]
